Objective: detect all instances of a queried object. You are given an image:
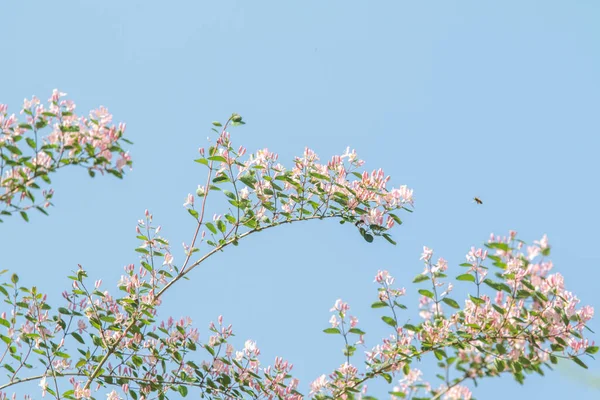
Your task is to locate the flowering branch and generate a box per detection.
[312,233,595,400]
[0,97,594,399]
[0,90,131,222]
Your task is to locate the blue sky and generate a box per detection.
[2,1,599,398]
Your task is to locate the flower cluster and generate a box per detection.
[0,90,131,221]
[183,115,413,255]
[313,233,595,399]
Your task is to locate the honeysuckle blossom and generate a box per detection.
[375,270,394,285]
[106,391,121,400]
[310,374,329,396]
[183,193,194,207]
[239,186,249,199]
[39,376,48,397]
[329,315,339,328]
[421,246,434,262]
[330,299,350,314]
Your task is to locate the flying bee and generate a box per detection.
[473,197,483,205]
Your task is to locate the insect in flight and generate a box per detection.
[473,197,483,205]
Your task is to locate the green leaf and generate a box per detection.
[35,119,48,129]
[212,175,230,183]
[571,356,588,369]
[132,355,143,367]
[381,372,392,384]
[492,304,506,315]
[25,137,36,149]
[382,233,397,245]
[496,343,507,355]
[555,337,568,347]
[323,328,340,334]
[389,213,402,225]
[550,343,564,352]
[418,289,434,299]
[187,209,199,219]
[19,211,29,222]
[413,274,429,283]
[486,242,510,252]
[239,175,256,189]
[371,301,388,309]
[223,190,236,200]
[381,316,397,327]
[483,278,511,293]
[433,349,447,360]
[495,359,505,371]
[442,297,460,309]
[394,301,407,309]
[178,386,188,397]
[585,346,599,355]
[212,121,222,127]
[309,172,330,181]
[205,222,218,235]
[469,295,485,305]
[512,361,523,373]
[71,332,85,344]
[5,145,22,155]
[349,328,366,335]
[456,273,475,282]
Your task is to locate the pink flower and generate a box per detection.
[375,270,394,285]
[73,382,91,399]
[77,320,87,333]
[329,315,339,328]
[330,299,350,313]
[310,375,329,396]
[39,376,48,397]
[420,246,433,262]
[579,305,594,323]
[443,384,472,400]
[106,391,121,400]
[535,234,549,250]
[432,257,448,273]
[116,152,131,171]
[244,339,259,356]
[183,193,194,207]
[239,187,250,199]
